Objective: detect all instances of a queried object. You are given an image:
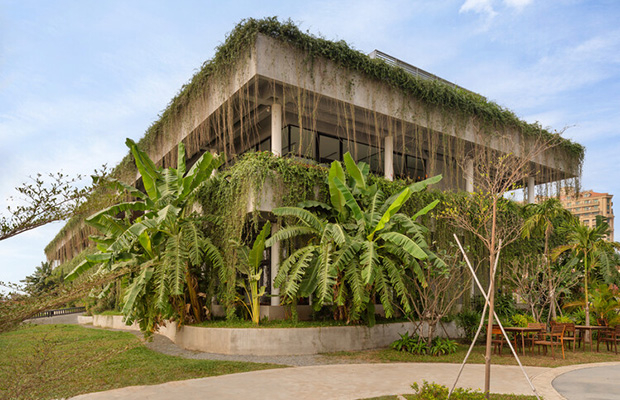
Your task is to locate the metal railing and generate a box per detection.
[368,49,484,99]
[30,306,86,319]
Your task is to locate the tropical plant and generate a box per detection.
[20,261,61,295]
[66,139,223,335]
[455,309,482,342]
[564,283,620,326]
[522,198,575,319]
[511,313,535,327]
[233,221,271,324]
[552,216,620,331]
[429,337,459,356]
[267,152,441,325]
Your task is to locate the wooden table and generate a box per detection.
[503,326,543,356]
[575,325,608,351]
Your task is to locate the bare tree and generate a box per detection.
[403,246,473,345]
[442,135,560,398]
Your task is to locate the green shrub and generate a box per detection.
[455,309,481,341]
[554,315,573,323]
[495,292,517,318]
[511,313,535,327]
[430,337,459,356]
[571,308,586,325]
[391,333,458,356]
[391,332,429,355]
[411,381,486,399]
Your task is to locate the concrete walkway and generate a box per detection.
[552,362,620,400]
[71,363,553,400]
[69,324,620,399]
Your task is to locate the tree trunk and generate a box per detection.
[584,255,591,343]
[484,200,498,399]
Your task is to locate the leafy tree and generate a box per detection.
[20,262,62,295]
[267,153,442,325]
[552,216,620,332]
[522,198,575,319]
[66,139,223,336]
[1,169,107,242]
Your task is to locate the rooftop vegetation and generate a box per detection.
[46,16,584,276]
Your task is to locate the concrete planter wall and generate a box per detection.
[90,315,462,356]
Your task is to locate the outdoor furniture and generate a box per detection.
[575,325,608,352]
[535,323,566,359]
[492,325,507,356]
[597,325,620,354]
[523,322,547,354]
[504,325,544,356]
[552,322,577,352]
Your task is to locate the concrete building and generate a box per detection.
[45,18,584,315]
[559,188,615,241]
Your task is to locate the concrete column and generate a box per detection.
[271,103,282,156]
[270,223,281,306]
[384,136,394,181]
[527,176,536,204]
[465,158,474,193]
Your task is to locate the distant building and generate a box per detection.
[559,188,615,241]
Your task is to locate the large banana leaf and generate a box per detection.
[333,177,363,221]
[368,187,411,241]
[126,138,160,201]
[343,152,366,191]
[122,265,154,316]
[249,222,270,272]
[328,160,346,213]
[270,207,325,233]
[380,231,428,260]
[407,174,442,193]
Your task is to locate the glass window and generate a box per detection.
[319,134,340,164]
[258,137,271,152]
[406,155,425,181]
[283,126,316,159]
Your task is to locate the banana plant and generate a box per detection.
[267,152,443,324]
[66,139,223,335]
[233,221,271,324]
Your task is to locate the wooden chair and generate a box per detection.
[491,325,507,356]
[560,323,576,352]
[525,322,546,353]
[535,323,566,359]
[597,325,620,354]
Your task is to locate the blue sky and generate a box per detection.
[1,0,619,289]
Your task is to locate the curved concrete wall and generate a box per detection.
[90,315,462,356]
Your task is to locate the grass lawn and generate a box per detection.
[364,394,536,400]
[0,324,283,400]
[325,342,620,368]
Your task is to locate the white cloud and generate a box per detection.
[459,0,497,18]
[503,0,533,11]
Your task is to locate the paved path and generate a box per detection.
[552,363,620,400]
[71,362,552,400]
[71,325,620,399]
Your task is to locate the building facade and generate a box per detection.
[45,18,584,314]
[559,188,615,241]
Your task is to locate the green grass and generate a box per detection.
[364,394,536,400]
[0,324,282,400]
[326,343,620,368]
